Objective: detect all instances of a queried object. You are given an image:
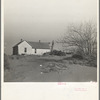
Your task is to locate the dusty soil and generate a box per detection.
[4,55,97,82]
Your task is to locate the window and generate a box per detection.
[35,48,37,53]
[24,48,27,52]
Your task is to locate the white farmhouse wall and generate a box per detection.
[32,49,35,55]
[32,49,50,55]
[18,41,33,55]
[17,41,50,55]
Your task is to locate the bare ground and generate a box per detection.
[4,55,97,82]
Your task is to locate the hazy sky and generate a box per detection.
[4,0,97,55]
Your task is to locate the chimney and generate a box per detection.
[21,39,23,42]
[39,40,41,43]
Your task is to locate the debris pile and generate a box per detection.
[40,62,68,73]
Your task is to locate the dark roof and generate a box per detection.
[13,41,23,48]
[28,41,50,49]
[13,40,50,49]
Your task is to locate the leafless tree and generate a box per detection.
[57,21,97,57]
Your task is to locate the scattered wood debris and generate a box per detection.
[40,62,68,73]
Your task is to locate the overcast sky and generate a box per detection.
[4,0,97,55]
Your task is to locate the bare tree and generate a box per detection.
[58,21,97,57]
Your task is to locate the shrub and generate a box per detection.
[43,52,50,56]
[50,50,66,56]
[21,54,25,55]
[43,50,66,56]
[85,55,97,67]
[87,59,97,67]
[66,52,72,54]
[72,54,83,60]
[63,57,72,60]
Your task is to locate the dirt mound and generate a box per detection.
[41,62,68,73]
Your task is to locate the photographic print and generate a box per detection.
[2,0,99,100]
[4,0,98,82]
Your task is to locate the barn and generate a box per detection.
[13,40,50,55]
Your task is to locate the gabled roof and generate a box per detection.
[13,41,23,48]
[28,41,50,49]
[13,40,50,49]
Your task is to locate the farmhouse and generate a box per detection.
[13,40,50,55]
